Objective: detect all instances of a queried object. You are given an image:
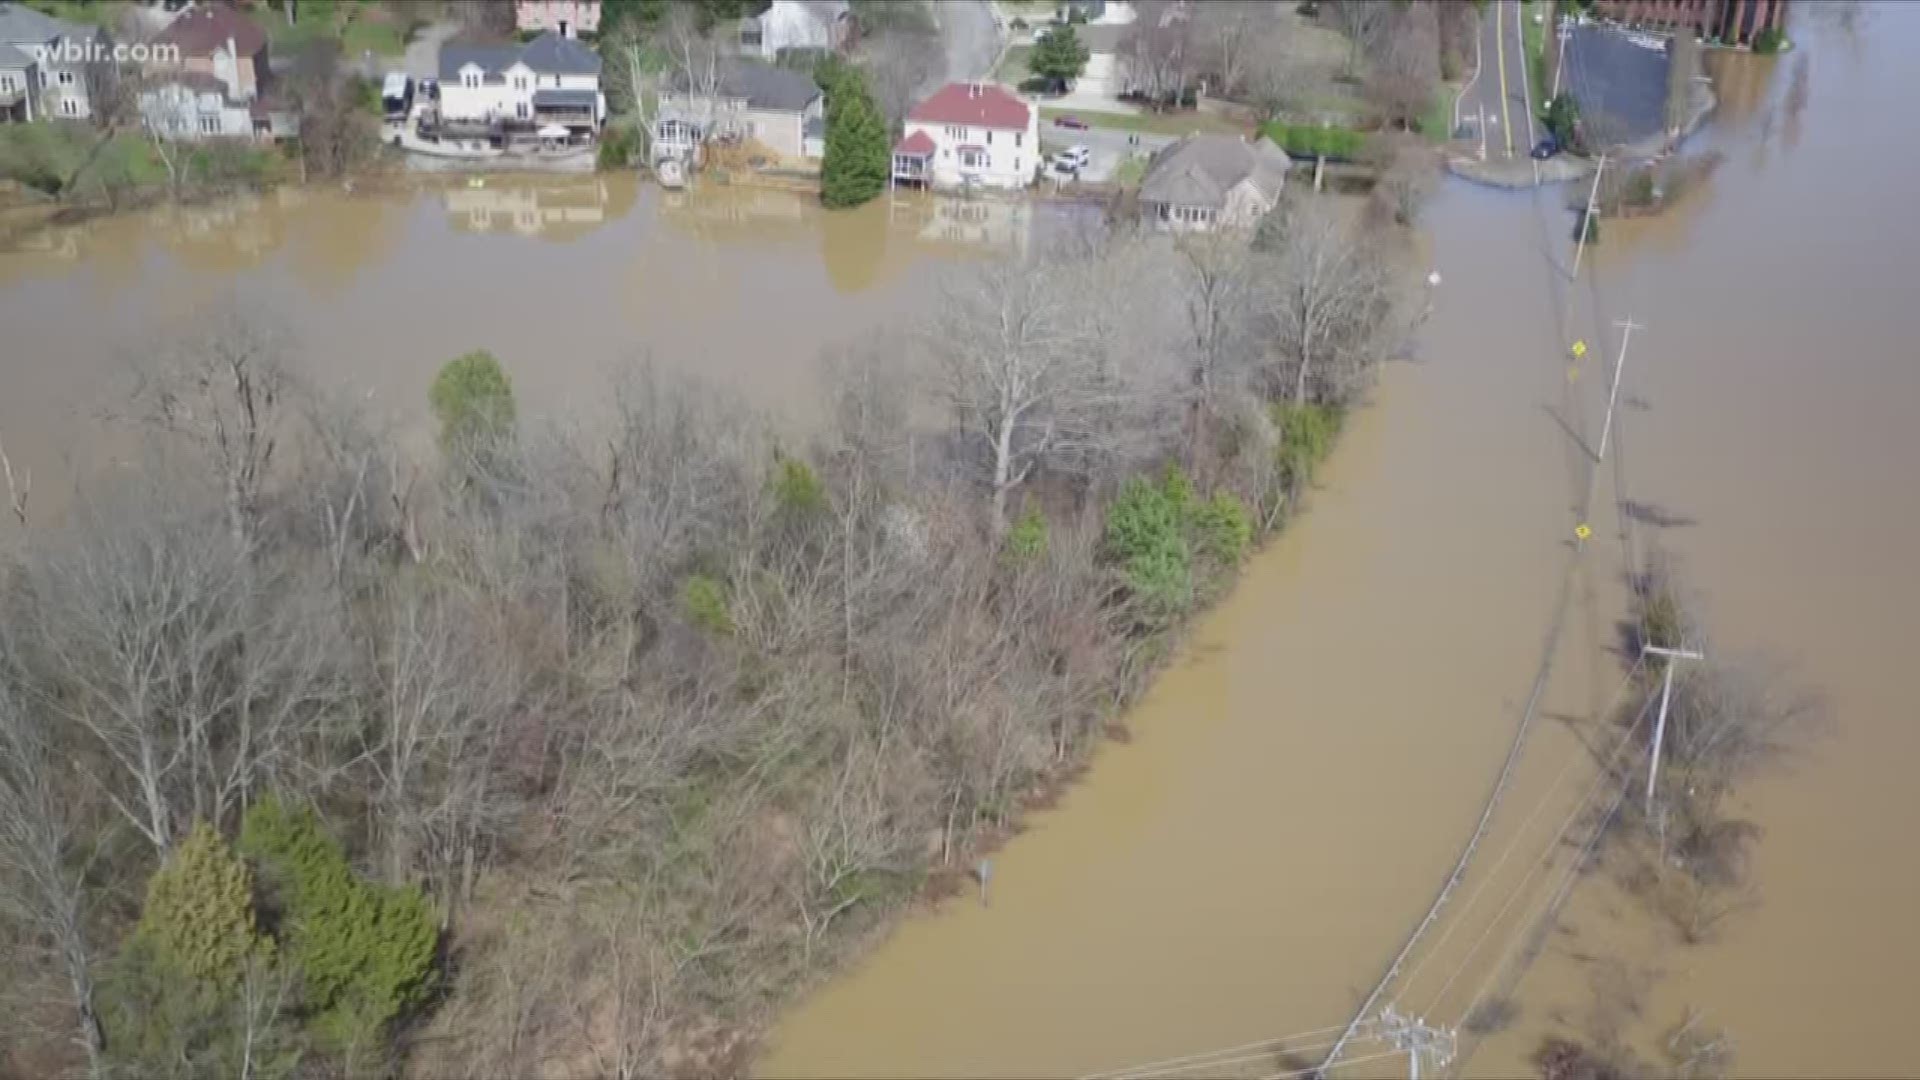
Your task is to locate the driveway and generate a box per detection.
[404,20,460,82]
[1038,123,1173,183]
[934,0,1002,83]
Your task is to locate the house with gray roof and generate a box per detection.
[656,59,825,162]
[436,30,603,139]
[1138,133,1290,233]
[0,1,108,122]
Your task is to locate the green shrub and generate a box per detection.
[1273,401,1342,488]
[1751,27,1785,54]
[107,823,292,1078]
[1004,503,1050,562]
[1191,491,1253,565]
[681,573,734,635]
[133,823,262,987]
[239,797,439,1053]
[771,456,827,516]
[1105,472,1193,616]
[598,124,636,171]
[429,349,516,453]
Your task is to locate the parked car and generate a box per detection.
[1053,114,1088,130]
[1530,137,1560,160]
[1061,145,1091,170]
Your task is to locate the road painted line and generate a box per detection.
[1496,2,1514,156]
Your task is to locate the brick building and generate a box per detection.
[1590,0,1788,47]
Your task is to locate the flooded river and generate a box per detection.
[768,6,1920,1077]
[3,7,1915,1073]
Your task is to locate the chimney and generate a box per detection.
[968,82,982,98]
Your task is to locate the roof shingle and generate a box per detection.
[156,2,267,58]
[908,82,1029,130]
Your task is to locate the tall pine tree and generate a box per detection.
[821,67,890,209]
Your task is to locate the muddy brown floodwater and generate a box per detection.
[767,7,1920,1078]
[0,179,1083,535]
[3,8,1915,1073]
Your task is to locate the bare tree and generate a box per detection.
[1261,198,1399,405]
[929,257,1116,533]
[134,304,294,555]
[610,6,727,165]
[1176,232,1260,469]
[1192,0,1271,99]
[285,40,377,183]
[1328,0,1392,81]
[1244,29,1311,121]
[1364,2,1441,131]
[1121,0,1196,106]
[0,431,28,528]
[0,681,105,1076]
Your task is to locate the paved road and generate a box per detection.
[932,0,1002,83]
[1460,0,1538,161]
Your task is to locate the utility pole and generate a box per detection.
[1569,153,1606,282]
[1596,316,1641,463]
[1643,644,1706,816]
[1552,19,1571,99]
[1381,1007,1455,1080]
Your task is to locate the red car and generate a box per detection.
[1053,115,1089,130]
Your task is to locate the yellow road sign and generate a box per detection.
[1570,340,1588,358]
[1575,523,1593,541]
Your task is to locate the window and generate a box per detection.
[0,75,14,92]
[463,70,480,89]
[60,98,79,116]
[56,69,75,86]
[1014,131,1022,148]
[945,124,966,140]
[199,114,219,134]
[986,130,993,145]
[959,147,987,171]
[514,75,528,91]
[515,101,529,119]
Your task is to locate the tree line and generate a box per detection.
[0,196,1413,1078]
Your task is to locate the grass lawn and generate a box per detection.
[1421,83,1462,142]
[252,2,409,58]
[342,15,407,59]
[1521,0,1549,104]
[23,0,122,26]
[1040,106,1249,138]
[1112,153,1147,187]
[993,45,1033,85]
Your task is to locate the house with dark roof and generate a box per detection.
[892,81,1037,191]
[437,30,603,138]
[152,1,269,102]
[1138,133,1289,232]
[0,1,107,121]
[655,59,825,163]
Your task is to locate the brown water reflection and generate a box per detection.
[0,179,1088,537]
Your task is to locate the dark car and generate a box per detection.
[1530,137,1560,160]
[1053,115,1089,130]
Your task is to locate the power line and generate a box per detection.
[1392,655,1647,1007]
[1259,1048,1412,1080]
[1421,687,1658,1022]
[1080,1023,1383,1080]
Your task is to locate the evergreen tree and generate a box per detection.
[821,68,890,209]
[430,349,516,454]
[1029,25,1091,85]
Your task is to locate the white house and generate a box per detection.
[438,31,603,138]
[0,1,105,122]
[515,0,600,39]
[137,71,254,139]
[891,82,1038,191]
[739,0,849,61]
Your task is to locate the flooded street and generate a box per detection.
[3,6,1915,1073]
[768,6,1920,1077]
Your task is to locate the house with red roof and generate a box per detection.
[891,81,1038,191]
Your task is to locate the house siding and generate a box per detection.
[900,113,1037,190]
[516,0,602,36]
